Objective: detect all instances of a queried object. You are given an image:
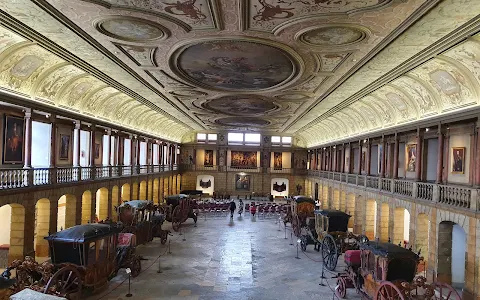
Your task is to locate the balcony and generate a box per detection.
[178,164,308,175]
[308,170,477,212]
[0,164,178,191]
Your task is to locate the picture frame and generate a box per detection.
[59,134,70,160]
[452,147,465,174]
[235,174,250,191]
[204,149,213,166]
[94,143,100,159]
[3,115,24,164]
[274,152,282,170]
[406,144,417,172]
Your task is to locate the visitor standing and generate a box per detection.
[229,200,236,219]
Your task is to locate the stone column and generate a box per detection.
[474,121,480,186]
[136,138,141,166]
[357,140,363,175]
[320,149,324,171]
[106,129,112,166]
[393,134,399,179]
[366,140,372,176]
[49,115,57,168]
[130,136,135,166]
[74,121,81,167]
[437,126,444,184]
[23,109,32,168]
[380,138,386,178]
[415,128,423,181]
[89,125,95,167]
[348,142,353,174]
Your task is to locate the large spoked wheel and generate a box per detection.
[335,277,347,299]
[300,235,308,252]
[172,206,182,231]
[44,266,82,299]
[375,281,406,300]
[431,282,461,300]
[131,256,142,278]
[321,234,338,271]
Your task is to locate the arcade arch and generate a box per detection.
[0,204,25,266]
[139,181,147,199]
[111,186,119,221]
[365,200,377,240]
[333,190,340,209]
[153,179,159,204]
[81,190,93,224]
[35,199,50,261]
[96,187,109,221]
[58,194,76,230]
[380,203,389,242]
[437,221,466,289]
[121,183,131,202]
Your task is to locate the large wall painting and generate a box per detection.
[3,115,24,164]
[235,174,251,191]
[231,151,257,168]
[274,152,282,170]
[204,149,214,166]
[406,144,417,172]
[59,134,70,160]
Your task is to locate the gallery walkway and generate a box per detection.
[90,212,358,300]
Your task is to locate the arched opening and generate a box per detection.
[35,199,50,262]
[139,181,147,200]
[393,208,410,246]
[340,191,346,211]
[121,183,131,202]
[172,176,177,195]
[380,203,389,242]
[132,182,139,199]
[333,190,340,210]
[58,194,76,231]
[153,179,159,204]
[111,186,119,221]
[177,174,181,193]
[81,190,93,224]
[96,188,109,221]
[365,200,377,240]
[163,177,169,197]
[147,180,153,200]
[346,194,355,230]
[415,214,429,273]
[437,221,466,289]
[0,204,25,266]
[322,186,329,209]
[353,196,364,234]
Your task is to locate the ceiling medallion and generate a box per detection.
[296,24,369,47]
[202,95,279,116]
[169,37,304,92]
[215,117,271,127]
[95,16,170,42]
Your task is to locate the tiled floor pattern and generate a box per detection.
[90,212,361,300]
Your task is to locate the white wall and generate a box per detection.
[79,130,90,167]
[196,149,217,166]
[270,152,291,168]
[196,175,214,195]
[0,205,11,245]
[404,209,410,242]
[102,135,109,166]
[139,142,147,165]
[449,134,470,184]
[153,144,159,165]
[124,139,131,165]
[271,178,289,197]
[452,224,466,288]
[426,139,438,182]
[31,121,51,167]
[370,145,379,175]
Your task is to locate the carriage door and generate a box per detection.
[314,183,319,201]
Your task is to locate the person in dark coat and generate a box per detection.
[229,200,237,218]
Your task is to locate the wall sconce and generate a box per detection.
[425,128,429,132]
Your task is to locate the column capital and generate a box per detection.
[74,120,81,130]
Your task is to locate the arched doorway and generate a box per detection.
[96,188,109,221]
[333,190,340,209]
[111,186,119,221]
[81,190,93,224]
[437,221,466,288]
[346,194,355,230]
[58,194,76,230]
[380,203,389,242]
[139,181,147,199]
[365,200,377,240]
[121,183,131,202]
[393,208,410,246]
[153,179,159,204]
[0,204,25,266]
[415,213,429,273]
[35,199,50,262]
[340,191,346,211]
[322,186,329,209]
[132,182,139,199]
[148,180,153,200]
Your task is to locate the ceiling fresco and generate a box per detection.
[0,0,479,145]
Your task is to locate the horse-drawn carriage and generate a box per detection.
[0,223,141,299]
[159,194,198,231]
[335,241,461,300]
[117,200,156,245]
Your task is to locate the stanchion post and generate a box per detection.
[126,268,133,297]
[157,258,162,273]
[277,218,281,231]
[284,224,287,239]
[295,239,301,259]
[168,240,172,254]
[179,227,183,236]
[319,263,326,286]
[183,229,186,242]
[290,231,293,245]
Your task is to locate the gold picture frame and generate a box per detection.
[452,147,465,174]
[406,144,417,172]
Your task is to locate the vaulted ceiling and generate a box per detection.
[0,0,479,146]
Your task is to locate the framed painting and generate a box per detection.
[274,152,282,170]
[235,174,250,191]
[3,115,24,164]
[94,143,100,159]
[231,151,257,168]
[204,149,213,166]
[59,134,70,160]
[452,147,465,174]
[406,144,417,172]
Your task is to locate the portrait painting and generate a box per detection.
[452,147,465,174]
[3,115,24,164]
[94,143,100,159]
[231,151,257,168]
[274,152,282,170]
[273,181,287,192]
[59,134,70,160]
[361,152,366,171]
[235,174,250,191]
[406,144,417,172]
[204,149,213,166]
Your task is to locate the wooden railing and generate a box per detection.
[0,164,178,190]
[308,170,476,211]
[178,164,308,175]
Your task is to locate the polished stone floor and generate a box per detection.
[90,210,360,300]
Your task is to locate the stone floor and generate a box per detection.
[90,211,360,300]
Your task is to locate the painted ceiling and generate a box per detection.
[0,0,479,145]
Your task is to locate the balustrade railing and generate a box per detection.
[57,167,78,183]
[347,174,356,185]
[33,168,51,186]
[357,175,365,187]
[439,185,471,209]
[393,179,413,197]
[416,182,434,201]
[380,178,391,192]
[333,173,341,181]
[0,168,27,188]
[366,176,379,189]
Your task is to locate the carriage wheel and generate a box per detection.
[321,234,338,271]
[375,282,406,300]
[131,256,142,278]
[44,266,82,298]
[300,235,308,252]
[335,277,347,299]
[172,206,182,231]
[431,282,461,300]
